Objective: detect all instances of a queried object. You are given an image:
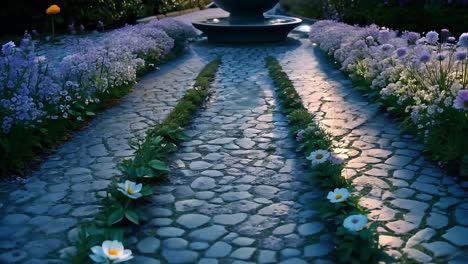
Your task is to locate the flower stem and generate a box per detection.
[51,16,55,38]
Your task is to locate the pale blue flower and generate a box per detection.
[458,33,468,48]
[426,31,439,44]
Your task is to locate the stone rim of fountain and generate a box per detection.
[192,0,302,43]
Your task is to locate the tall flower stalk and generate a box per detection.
[46,4,61,38]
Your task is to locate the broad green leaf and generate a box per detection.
[149,159,168,171]
[107,207,124,226]
[86,111,96,116]
[140,185,154,196]
[125,210,139,225]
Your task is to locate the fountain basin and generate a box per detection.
[192,15,302,43]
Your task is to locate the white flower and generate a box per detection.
[343,214,368,232]
[306,149,330,166]
[90,240,133,263]
[117,180,142,199]
[327,188,349,203]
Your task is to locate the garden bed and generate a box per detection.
[309,21,468,178]
[0,18,199,177]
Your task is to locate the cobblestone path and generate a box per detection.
[280,41,468,263]
[0,50,209,263]
[133,45,332,263]
[2,30,468,264]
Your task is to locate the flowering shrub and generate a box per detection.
[266,57,392,263]
[148,18,198,43]
[310,21,468,177]
[0,19,197,176]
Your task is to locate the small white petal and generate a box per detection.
[133,183,143,193]
[91,246,103,256]
[89,253,106,263]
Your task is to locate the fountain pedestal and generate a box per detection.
[192,0,302,43]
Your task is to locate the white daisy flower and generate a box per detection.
[327,188,350,203]
[343,214,368,232]
[90,240,133,263]
[117,180,142,199]
[306,149,330,166]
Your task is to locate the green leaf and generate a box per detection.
[86,111,96,116]
[149,159,168,171]
[125,210,140,225]
[140,185,154,196]
[136,166,153,177]
[107,206,124,226]
[176,131,190,141]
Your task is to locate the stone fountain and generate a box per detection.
[192,0,302,43]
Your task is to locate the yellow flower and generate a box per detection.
[46,4,61,15]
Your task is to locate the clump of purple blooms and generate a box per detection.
[309,21,467,165]
[1,19,198,135]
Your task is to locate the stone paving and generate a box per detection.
[279,42,468,263]
[0,48,210,263]
[131,45,332,264]
[1,9,468,263]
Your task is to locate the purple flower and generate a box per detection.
[406,32,419,42]
[441,29,449,34]
[378,30,390,44]
[453,90,468,110]
[458,33,468,48]
[436,53,446,61]
[296,129,305,141]
[448,37,456,42]
[419,51,431,63]
[455,51,467,61]
[381,44,393,52]
[426,31,439,44]
[396,47,407,57]
[2,41,15,55]
[2,117,13,134]
[330,153,344,165]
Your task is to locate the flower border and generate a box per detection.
[64,57,221,264]
[266,56,393,263]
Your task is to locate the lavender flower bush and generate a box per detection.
[0,18,198,175]
[310,21,468,176]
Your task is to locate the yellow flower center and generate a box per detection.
[315,154,323,159]
[108,248,119,256]
[335,194,343,199]
[126,185,134,195]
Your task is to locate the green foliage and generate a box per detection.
[335,223,392,264]
[288,109,314,132]
[280,0,325,18]
[266,56,393,263]
[422,110,468,169]
[0,0,210,36]
[312,196,364,225]
[284,0,467,36]
[266,57,305,113]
